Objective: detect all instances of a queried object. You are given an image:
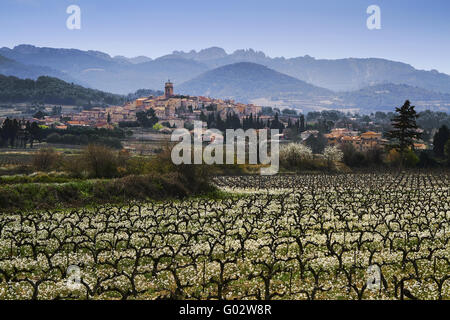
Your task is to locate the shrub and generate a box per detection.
[125,156,153,175]
[32,148,60,171]
[81,144,119,178]
[417,151,439,168]
[305,134,327,154]
[322,145,344,170]
[62,154,87,178]
[365,148,384,166]
[445,139,450,166]
[150,145,213,194]
[386,148,419,168]
[386,149,402,167]
[341,144,385,168]
[46,133,61,143]
[404,149,420,167]
[323,146,344,162]
[341,144,366,167]
[279,143,313,169]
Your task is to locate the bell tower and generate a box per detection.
[165,80,174,98]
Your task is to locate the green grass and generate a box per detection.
[0,173,215,211]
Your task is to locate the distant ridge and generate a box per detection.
[337,83,450,111]
[0,53,82,85]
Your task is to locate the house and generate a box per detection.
[413,143,427,150]
[301,130,319,141]
[67,120,89,127]
[325,129,387,151]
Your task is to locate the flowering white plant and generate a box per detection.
[279,143,313,168]
[323,145,344,162]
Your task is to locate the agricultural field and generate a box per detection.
[0,172,449,300]
[0,147,77,174]
[0,151,34,167]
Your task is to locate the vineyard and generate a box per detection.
[0,172,449,300]
[0,152,33,167]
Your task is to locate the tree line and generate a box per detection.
[200,111,286,131]
[0,119,128,150]
[0,118,43,148]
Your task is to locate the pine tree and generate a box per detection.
[388,100,421,153]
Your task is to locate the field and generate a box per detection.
[0,172,449,300]
[0,151,34,167]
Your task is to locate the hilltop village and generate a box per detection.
[42,81,262,130]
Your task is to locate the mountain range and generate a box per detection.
[1,44,450,112]
[157,47,450,94]
[0,52,81,85]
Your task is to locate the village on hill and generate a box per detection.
[37,81,260,130]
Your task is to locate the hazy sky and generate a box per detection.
[1,0,450,73]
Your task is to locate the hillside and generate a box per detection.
[338,83,450,111]
[0,54,81,84]
[177,62,333,102]
[0,75,125,106]
[269,57,450,94]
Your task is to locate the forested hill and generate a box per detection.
[178,62,333,102]
[0,75,126,106]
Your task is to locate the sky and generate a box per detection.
[1,0,450,73]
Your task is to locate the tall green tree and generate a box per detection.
[388,100,421,153]
[432,125,450,157]
[299,114,306,132]
[136,108,158,128]
[269,113,284,131]
[29,122,43,148]
[305,133,327,154]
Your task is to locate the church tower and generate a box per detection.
[165,80,174,98]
